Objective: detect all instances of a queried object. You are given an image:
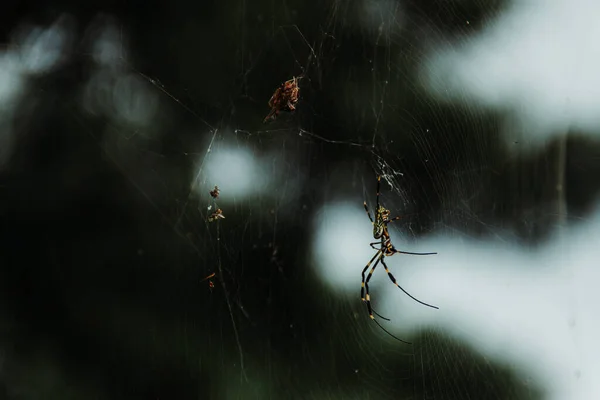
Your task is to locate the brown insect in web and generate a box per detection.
[263,76,302,123]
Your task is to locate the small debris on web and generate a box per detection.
[208,185,224,222]
[200,272,216,289]
[209,185,220,199]
[208,208,225,222]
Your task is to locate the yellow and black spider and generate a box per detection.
[362,175,438,343]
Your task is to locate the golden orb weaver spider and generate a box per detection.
[362,175,438,343]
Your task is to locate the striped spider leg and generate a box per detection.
[361,175,438,343]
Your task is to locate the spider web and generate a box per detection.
[4,0,596,399]
[77,12,525,400]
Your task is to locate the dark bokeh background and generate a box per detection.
[1,0,598,399]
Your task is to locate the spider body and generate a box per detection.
[361,176,438,343]
[263,76,301,123]
[372,205,392,240]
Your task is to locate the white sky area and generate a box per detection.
[0,18,70,168]
[359,0,403,40]
[82,18,158,127]
[312,202,600,400]
[199,144,271,201]
[420,0,600,147]
[0,16,157,170]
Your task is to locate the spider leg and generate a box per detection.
[371,317,411,344]
[376,175,381,210]
[380,257,439,309]
[390,246,437,256]
[387,216,401,223]
[361,250,381,302]
[363,202,374,223]
[363,255,382,319]
[366,254,412,341]
[263,110,275,124]
[369,242,383,251]
[364,253,413,344]
[361,249,392,321]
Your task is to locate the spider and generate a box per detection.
[362,175,438,343]
[263,76,301,123]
